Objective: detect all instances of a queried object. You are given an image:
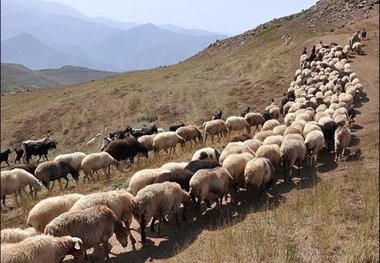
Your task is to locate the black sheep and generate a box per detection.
[11,163,38,175]
[261,110,272,122]
[0,149,11,166]
[184,159,221,174]
[154,169,195,191]
[105,137,149,164]
[169,123,185,132]
[23,141,57,164]
[322,121,338,151]
[14,148,23,164]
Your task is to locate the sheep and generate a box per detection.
[1,235,84,263]
[54,152,86,173]
[176,125,203,148]
[303,122,322,137]
[261,119,281,131]
[154,169,195,191]
[23,140,57,164]
[283,125,304,137]
[263,135,283,147]
[105,137,149,164]
[284,113,296,126]
[138,134,156,155]
[244,112,265,133]
[153,131,186,158]
[13,148,23,164]
[304,130,325,166]
[352,42,362,55]
[69,189,136,244]
[211,109,223,120]
[334,124,351,161]
[44,205,130,260]
[318,116,338,151]
[222,152,254,189]
[27,193,84,232]
[280,138,307,182]
[189,167,234,211]
[35,160,79,190]
[81,152,121,182]
[1,227,39,243]
[160,161,189,171]
[169,123,185,132]
[191,147,220,161]
[243,138,263,153]
[1,149,11,166]
[229,133,252,142]
[127,168,171,196]
[202,119,228,144]
[219,142,255,164]
[253,130,275,142]
[244,157,274,195]
[133,182,190,243]
[269,106,281,119]
[1,169,42,209]
[273,124,287,136]
[255,144,281,167]
[184,159,221,174]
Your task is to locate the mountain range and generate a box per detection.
[1,0,227,72]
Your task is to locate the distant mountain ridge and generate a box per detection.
[1,0,227,71]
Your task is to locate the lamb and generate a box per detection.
[176,125,203,148]
[160,161,189,171]
[261,119,281,131]
[244,157,274,193]
[244,112,266,134]
[1,235,84,263]
[69,189,136,244]
[81,152,122,182]
[133,182,190,243]
[243,138,263,153]
[127,168,171,196]
[191,147,220,161]
[1,227,39,243]
[305,130,325,166]
[253,130,275,142]
[222,152,254,189]
[263,135,283,147]
[0,149,11,166]
[54,152,87,173]
[1,169,42,209]
[153,131,186,158]
[280,138,307,182]
[105,137,149,164]
[44,205,130,260]
[35,160,79,190]
[202,119,229,144]
[27,193,84,232]
[334,124,351,161]
[225,116,251,137]
[254,144,281,167]
[184,159,221,173]
[219,142,255,164]
[189,167,234,211]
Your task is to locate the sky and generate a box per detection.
[45,0,317,35]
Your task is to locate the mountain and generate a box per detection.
[1,63,117,93]
[158,23,226,37]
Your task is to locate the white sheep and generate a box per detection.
[222,152,255,188]
[303,122,322,137]
[176,125,203,148]
[191,147,220,161]
[189,167,234,210]
[54,152,87,172]
[202,119,229,144]
[255,144,281,167]
[269,106,281,119]
[81,152,121,182]
[219,142,255,164]
[262,135,283,147]
[160,161,189,171]
[244,157,274,193]
[352,42,362,54]
[243,139,263,153]
[1,235,84,263]
[225,116,251,137]
[138,134,156,152]
[304,130,325,166]
[334,124,351,161]
[133,181,190,243]
[127,168,171,196]
[280,138,306,182]
[261,119,281,131]
[27,193,84,232]
[153,131,185,158]
[253,130,275,142]
[44,205,130,260]
[1,227,39,244]
[273,124,287,136]
[1,169,42,209]
[69,189,136,244]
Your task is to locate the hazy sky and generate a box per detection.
[46,0,317,35]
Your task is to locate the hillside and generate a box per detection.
[0,0,378,262]
[1,63,117,93]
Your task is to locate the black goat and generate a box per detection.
[0,149,11,166]
[212,109,222,120]
[24,141,57,164]
[169,123,185,132]
[109,127,130,140]
[126,124,158,139]
[14,148,23,164]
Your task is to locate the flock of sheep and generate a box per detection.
[0,39,364,263]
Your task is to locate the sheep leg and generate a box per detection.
[140,216,147,243]
[150,217,156,232]
[50,180,55,190]
[58,179,63,190]
[182,206,187,221]
[64,176,69,189]
[156,218,162,235]
[5,160,9,166]
[14,191,19,207]
[175,212,181,229]
[102,241,110,259]
[103,167,109,178]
